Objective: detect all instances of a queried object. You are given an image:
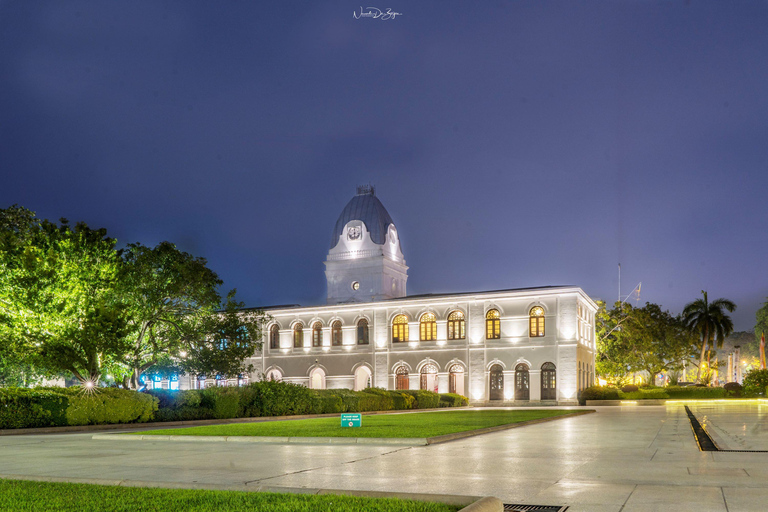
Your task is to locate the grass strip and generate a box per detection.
[0,478,460,512]
[136,409,578,438]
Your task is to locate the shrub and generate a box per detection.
[578,385,620,405]
[621,385,639,393]
[0,387,157,429]
[399,389,440,409]
[310,391,344,414]
[0,388,68,429]
[742,369,768,397]
[239,380,316,417]
[361,387,395,411]
[64,388,157,425]
[723,382,743,397]
[664,386,726,399]
[148,389,209,422]
[439,393,468,407]
[389,391,415,410]
[198,387,241,420]
[620,388,668,400]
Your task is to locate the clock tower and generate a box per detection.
[324,186,408,304]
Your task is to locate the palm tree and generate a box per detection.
[683,291,736,384]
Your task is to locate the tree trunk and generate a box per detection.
[695,326,709,384]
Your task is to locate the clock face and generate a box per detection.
[347,226,361,240]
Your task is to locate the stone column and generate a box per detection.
[529,369,542,401]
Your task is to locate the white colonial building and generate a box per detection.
[188,186,597,404]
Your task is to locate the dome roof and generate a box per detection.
[331,187,394,247]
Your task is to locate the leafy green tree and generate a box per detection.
[621,303,698,385]
[597,300,697,385]
[595,300,635,386]
[178,292,265,379]
[742,368,768,397]
[0,206,130,384]
[683,291,736,384]
[118,241,225,388]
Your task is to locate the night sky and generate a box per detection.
[2,2,766,331]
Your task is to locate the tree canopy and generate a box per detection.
[596,300,698,385]
[683,290,736,383]
[0,205,266,387]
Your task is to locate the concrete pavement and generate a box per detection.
[1,404,767,511]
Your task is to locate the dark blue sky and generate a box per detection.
[2,2,766,331]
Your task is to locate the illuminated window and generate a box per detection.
[392,315,409,343]
[269,325,279,349]
[293,323,304,348]
[530,306,545,337]
[486,309,500,339]
[332,320,342,346]
[447,310,465,340]
[420,313,436,341]
[357,319,369,345]
[312,322,322,347]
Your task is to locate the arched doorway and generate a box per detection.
[309,368,326,389]
[354,366,372,391]
[420,363,438,392]
[515,363,530,401]
[541,362,556,400]
[395,366,409,390]
[489,364,504,400]
[449,364,465,396]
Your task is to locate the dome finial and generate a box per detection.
[356,184,375,196]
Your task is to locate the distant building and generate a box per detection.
[184,186,597,404]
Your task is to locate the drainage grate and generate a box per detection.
[503,505,568,512]
[684,405,768,453]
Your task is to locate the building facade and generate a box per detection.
[183,186,597,404]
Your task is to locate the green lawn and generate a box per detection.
[0,479,460,512]
[137,409,580,438]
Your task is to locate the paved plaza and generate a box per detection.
[1,403,767,511]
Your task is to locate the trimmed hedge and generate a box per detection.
[151,385,462,422]
[578,385,620,405]
[0,387,157,429]
[578,384,732,404]
[399,390,440,409]
[3,383,469,429]
[439,393,469,407]
[663,386,725,399]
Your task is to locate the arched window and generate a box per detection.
[420,363,438,391]
[530,306,545,337]
[312,322,322,347]
[293,323,304,348]
[515,363,530,401]
[269,325,279,349]
[541,362,556,400]
[357,319,369,345]
[266,369,282,382]
[486,309,500,339]
[420,313,436,341]
[447,311,465,340]
[395,366,409,390]
[354,365,372,391]
[392,315,409,343]
[331,320,342,346]
[448,364,465,395]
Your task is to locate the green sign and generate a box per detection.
[341,413,362,428]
